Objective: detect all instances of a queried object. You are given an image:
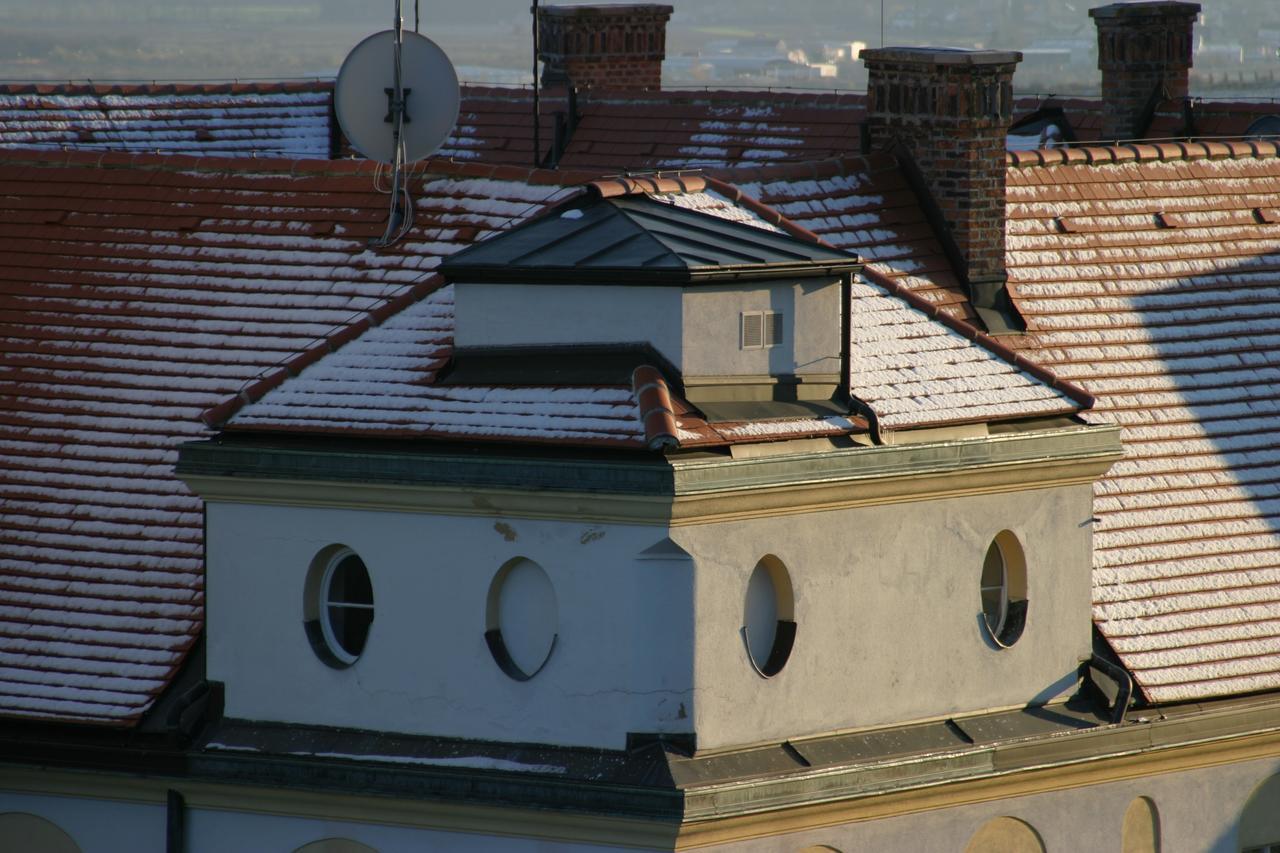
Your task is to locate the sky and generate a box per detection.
[0,1,1275,95]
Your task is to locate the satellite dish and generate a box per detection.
[335,29,460,163]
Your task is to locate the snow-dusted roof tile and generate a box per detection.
[1008,143,1280,704]
[0,149,584,725]
[0,82,335,159]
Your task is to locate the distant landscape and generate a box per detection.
[2,0,1279,97]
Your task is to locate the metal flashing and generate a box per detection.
[441,193,861,285]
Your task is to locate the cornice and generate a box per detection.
[178,426,1122,525]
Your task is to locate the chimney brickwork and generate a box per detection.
[860,48,1020,294]
[1091,1,1200,142]
[538,4,673,91]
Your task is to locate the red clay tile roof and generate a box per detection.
[554,88,866,171]
[0,82,335,158]
[221,179,1083,440]
[712,155,973,323]
[1006,139,1280,703]
[0,149,600,725]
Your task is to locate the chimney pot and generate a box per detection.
[538,4,673,91]
[1090,1,1201,141]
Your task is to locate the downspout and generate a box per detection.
[1090,653,1134,725]
[166,789,185,853]
[842,271,885,445]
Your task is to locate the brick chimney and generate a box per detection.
[1091,2,1200,141]
[860,47,1022,331]
[538,4,673,91]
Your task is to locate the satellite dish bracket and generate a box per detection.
[383,87,413,124]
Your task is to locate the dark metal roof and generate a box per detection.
[440,193,861,284]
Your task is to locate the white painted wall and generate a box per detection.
[452,283,683,365]
[0,792,163,853]
[451,278,843,382]
[673,483,1095,750]
[185,807,632,853]
[204,504,695,750]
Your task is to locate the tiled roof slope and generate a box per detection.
[0,82,335,158]
[0,150,585,726]
[1006,140,1280,704]
[711,156,974,323]
[554,89,865,170]
[223,180,1083,441]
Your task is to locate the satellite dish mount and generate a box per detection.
[334,1,461,248]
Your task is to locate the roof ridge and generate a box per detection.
[0,80,332,96]
[1007,139,1280,169]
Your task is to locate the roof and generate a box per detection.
[440,176,861,284]
[0,82,335,158]
[1005,139,1280,703]
[712,155,973,322]
[0,149,595,725]
[220,176,1083,442]
[551,88,866,170]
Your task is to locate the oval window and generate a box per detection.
[486,558,558,680]
[304,546,375,668]
[743,555,796,677]
[981,531,1027,648]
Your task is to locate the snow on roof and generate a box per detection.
[554,89,866,171]
[0,82,335,159]
[0,149,591,725]
[721,154,975,324]
[847,276,1081,428]
[1007,139,1280,703]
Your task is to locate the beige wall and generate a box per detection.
[681,279,842,380]
[673,483,1095,749]
[452,278,843,383]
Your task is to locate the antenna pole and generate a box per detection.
[376,0,410,247]
[532,0,541,168]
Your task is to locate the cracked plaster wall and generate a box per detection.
[204,503,695,750]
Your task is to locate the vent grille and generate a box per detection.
[741,311,783,349]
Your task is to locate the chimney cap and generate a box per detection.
[1089,1,1200,20]
[859,46,1022,66]
[540,4,674,19]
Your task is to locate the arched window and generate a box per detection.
[0,813,82,853]
[964,816,1046,853]
[980,530,1028,648]
[1122,797,1161,853]
[293,840,378,853]
[1240,773,1280,852]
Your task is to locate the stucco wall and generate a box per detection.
[715,754,1280,853]
[452,283,682,364]
[680,279,842,379]
[6,754,1279,852]
[451,279,843,382]
[204,504,694,749]
[673,483,1095,750]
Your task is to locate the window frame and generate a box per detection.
[304,545,375,669]
[980,530,1028,649]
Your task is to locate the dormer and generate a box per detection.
[440,177,863,422]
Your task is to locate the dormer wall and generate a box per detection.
[452,276,844,385]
